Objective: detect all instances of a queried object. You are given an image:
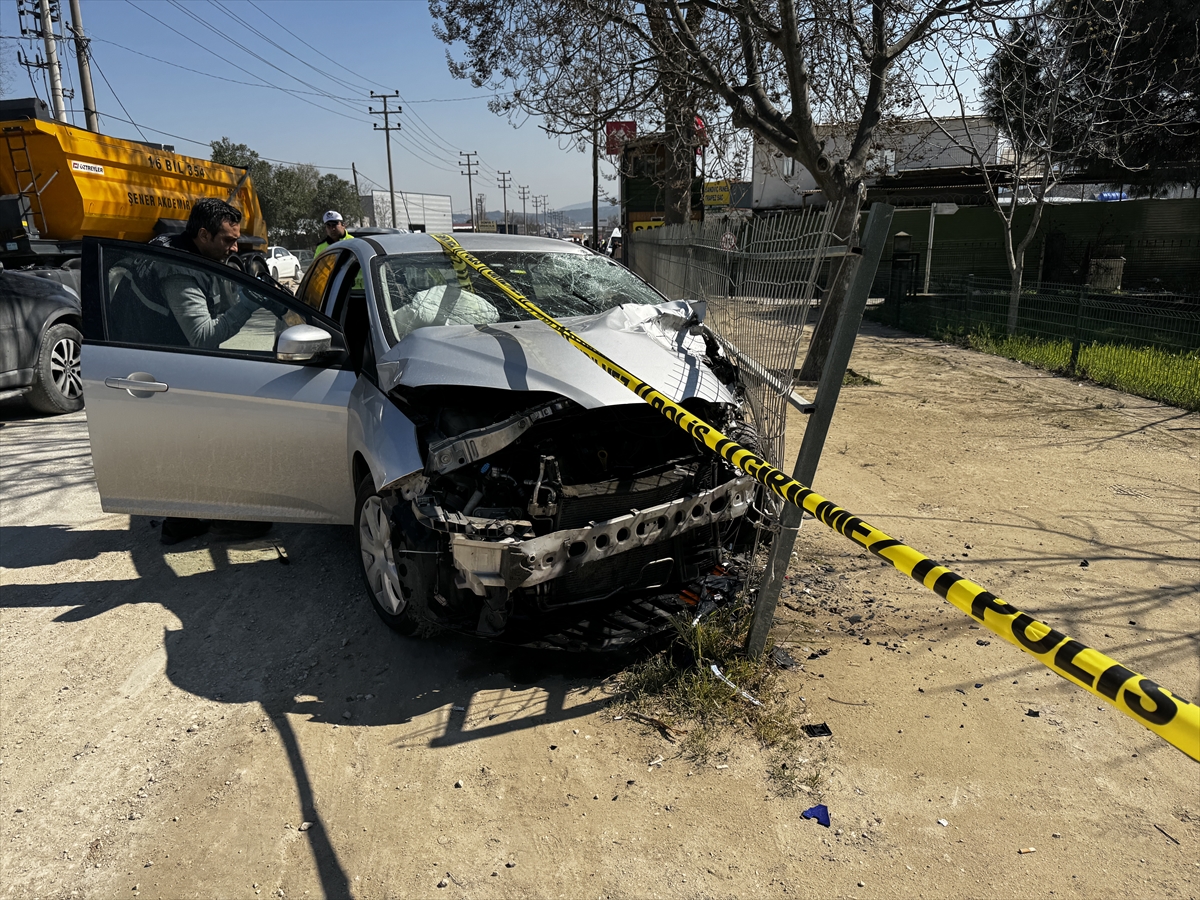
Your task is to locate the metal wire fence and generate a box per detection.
[628,207,845,469]
[869,275,1200,410]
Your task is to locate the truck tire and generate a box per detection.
[27,322,84,414]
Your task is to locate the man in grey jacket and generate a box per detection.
[151,198,266,348]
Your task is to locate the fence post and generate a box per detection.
[745,202,895,658]
[1068,282,1087,375]
[964,274,974,335]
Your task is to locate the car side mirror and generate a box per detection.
[277,323,332,361]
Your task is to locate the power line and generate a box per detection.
[236,2,503,179]
[87,53,147,141]
[122,1,367,125]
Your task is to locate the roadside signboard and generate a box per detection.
[703,180,732,207]
[605,121,636,155]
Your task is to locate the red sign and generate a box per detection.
[605,121,636,155]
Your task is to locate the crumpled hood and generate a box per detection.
[377,300,735,409]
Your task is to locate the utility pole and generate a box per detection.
[458,151,478,231]
[475,193,487,228]
[36,0,67,123]
[497,171,511,234]
[66,0,97,131]
[369,91,400,228]
[539,195,549,235]
[518,185,530,236]
[531,196,542,235]
[351,162,362,225]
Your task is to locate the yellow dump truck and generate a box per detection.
[0,98,268,275]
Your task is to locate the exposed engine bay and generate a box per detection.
[379,382,767,650]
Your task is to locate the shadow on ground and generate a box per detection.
[0,517,630,897]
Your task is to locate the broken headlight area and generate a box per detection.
[383,385,770,648]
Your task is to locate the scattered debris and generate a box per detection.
[1026,709,1041,718]
[976,639,991,646]
[1079,560,1089,568]
[803,723,833,738]
[827,697,870,707]
[647,755,665,771]
[451,705,466,712]
[1154,824,1181,845]
[505,861,516,868]
[715,764,729,770]
[938,819,949,827]
[801,805,831,827]
[771,647,798,670]
[454,780,463,789]
[298,822,312,832]
[628,713,687,742]
[1052,833,1062,838]
[1019,847,1036,854]
[710,664,763,706]
[437,877,448,889]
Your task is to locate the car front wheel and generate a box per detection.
[270,266,278,279]
[355,478,439,637]
[27,322,83,414]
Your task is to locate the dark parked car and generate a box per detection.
[0,268,83,413]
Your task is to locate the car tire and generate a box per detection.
[27,322,83,414]
[355,477,440,638]
[294,265,300,280]
[270,266,278,279]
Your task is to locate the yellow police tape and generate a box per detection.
[429,233,1200,761]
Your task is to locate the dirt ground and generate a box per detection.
[2,322,1197,899]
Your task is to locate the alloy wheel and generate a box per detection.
[358,495,406,615]
[50,335,82,400]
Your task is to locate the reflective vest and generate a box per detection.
[314,230,353,256]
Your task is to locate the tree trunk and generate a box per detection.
[1008,262,1027,336]
[661,103,694,225]
[795,193,862,382]
[1006,252,1025,335]
[592,127,600,248]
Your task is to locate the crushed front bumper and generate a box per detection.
[444,475,755,596]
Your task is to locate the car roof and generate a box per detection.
[358,232,592,257]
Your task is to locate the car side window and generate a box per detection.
[298,252,338,311]
[98,243,323,357]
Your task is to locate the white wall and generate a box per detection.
[367,190,454,232]
[751,118,1000,209]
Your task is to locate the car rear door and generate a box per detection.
[79,238,359,524]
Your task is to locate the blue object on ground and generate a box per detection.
[801,804,830,827]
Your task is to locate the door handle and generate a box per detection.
[105,375,169,395]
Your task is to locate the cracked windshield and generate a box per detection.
[374,251,664,345]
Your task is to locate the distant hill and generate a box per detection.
[558,200,621,215]
[453,205,619,227]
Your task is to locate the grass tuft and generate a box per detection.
[613,603,803,763]
[842,368,881,386]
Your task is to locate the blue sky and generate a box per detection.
[1,0,607,214]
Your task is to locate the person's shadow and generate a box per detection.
[1,517,625,898]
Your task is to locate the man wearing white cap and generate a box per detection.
[315,210,353,255]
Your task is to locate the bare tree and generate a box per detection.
[910,0,1186,331]
[433,1,1032,376]
[431,0,720,230]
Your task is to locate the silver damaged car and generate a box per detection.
[80,234,766,649]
